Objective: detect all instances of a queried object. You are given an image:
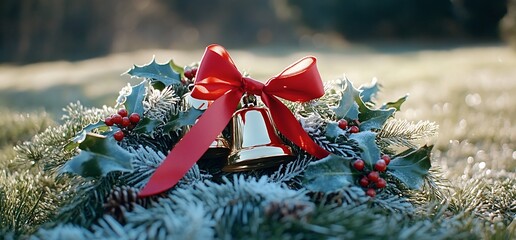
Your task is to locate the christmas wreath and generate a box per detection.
[7,44,474,239]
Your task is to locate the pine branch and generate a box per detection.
[31,224,95,240]
[269,155,312,184]
[13,102,115,173]
[0,170,63,237]
[143,85,180,122]
[300,114,360,159]
[377,119,438,148]
[284,80,342,120]
[371,193,416,219]
[123,146,208,190]
[448,170,515,225]
[91,203,215,239]
[53,174,120,227]
[169,175,309,237]
[255,202,483,240]
[309,185,369,207]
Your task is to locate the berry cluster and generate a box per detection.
[337,119,360,134]
[104,109,141,141]
[184,67,198,80]
[352,154,391,197]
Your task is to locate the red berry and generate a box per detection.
[374,160,387,172]
[105,117,114,126]
[184,69,193,79]
[382,154,391,165]
[338,119,348,130]
[111,114,123,125]
[366,188,376,197]
[118,108,128,117]
[359,176,369,187]
[352,159,365,171]
[349,126,360,133]
[129,113,141,124]
[367,171,380,183]
[376,178,387,188]
[113,130,124,141]
[121,117,131,127]
[191,68,197,77]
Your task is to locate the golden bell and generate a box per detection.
[223,104,296,172]
[182,91,230,163]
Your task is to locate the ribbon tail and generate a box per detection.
[139,89,243,197]
[261,94,330,159]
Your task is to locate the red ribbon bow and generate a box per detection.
[139,44,330,197]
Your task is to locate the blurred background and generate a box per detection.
[0,0,515,176]
[0,0,513,63]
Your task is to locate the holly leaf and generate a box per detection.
[61,133,134,178]
[325,122,348,141]
[169,59,184,77]
[358,108,395,131]
[381,94,408,111]
[126,58,181,86]
[346,81,393,131]
[302,154,353,193]
[388,145,433,190]
[64,121,110,151]
[338,79,394,131]
[359,79,380,103]
[332,80,359,120]
[163,108,204,132]
[349,131,380,167]
[132,117,161,135]
[124,81,146,116]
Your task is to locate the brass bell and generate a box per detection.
[223,95,295,172]
[182,90,230,163]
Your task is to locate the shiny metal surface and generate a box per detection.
[223,106,295,172]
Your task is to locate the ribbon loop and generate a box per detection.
[139,44,330,197]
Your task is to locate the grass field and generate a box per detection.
[0,44,515,237]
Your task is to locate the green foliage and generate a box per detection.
[52,175,120,227]
[377,119,439,149]
[12,103,116,172]
[324,122,347,141]
[359,79,381,103]
[381,94,408,111]
[332,78,396,131]
[0,102,115,237]
[332,79,359,119]
[126,59,182,86]
[143,85,181,122]
[388,146,433,190]
[300,114,360,159]
[163,107,204,132]
[132,118,162,136]
[0,170,64,237]
[349,131,381,167]
[123,81,147,116]
[64,121,108,151]
[61,133,134,178]
[302,154,353,193]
